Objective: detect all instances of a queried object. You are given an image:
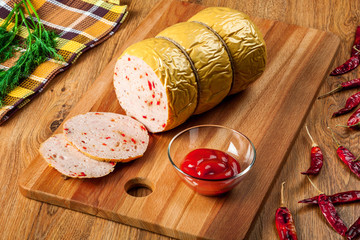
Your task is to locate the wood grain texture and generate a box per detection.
[0,0,359,240]
[18,0,340,239]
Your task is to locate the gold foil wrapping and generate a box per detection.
[157,22,232,114]
[188,7,267,94]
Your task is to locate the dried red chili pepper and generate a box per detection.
[329,128,360,178]
[346,216,360,240]
[330,26,360,76]
[301,126,323,175]
[275,182,298,240]
[337,108,360,129]
[318,194,348,236]
[318,78,360,99]
[351,26,360,57]
[337,146,360,176]
[333,92,360,117]
[337,146,360,177]
[330,56,360,76]
[345,108,360,129]
[299,190,360,204]
[307,176,348,236]
[319,79,360,99]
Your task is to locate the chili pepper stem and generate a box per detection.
[317,86,343,99]
[336,123,360,129]
[336,124,350,128]
[328,127,341,148]
[305,125,317,147]
[306,176,324,194]
[280,181,285,207]
[354,45,360,54]
[352,156,360,162]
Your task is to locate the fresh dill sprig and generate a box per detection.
[0,4,21,63]
[0,0,63,106]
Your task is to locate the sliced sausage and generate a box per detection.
[63,112,149,162]
[40,134,116,178]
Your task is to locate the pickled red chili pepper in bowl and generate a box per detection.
[167,125,256,196]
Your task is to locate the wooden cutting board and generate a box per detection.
[19,0,340,239]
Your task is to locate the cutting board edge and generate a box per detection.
[18,177,207,240]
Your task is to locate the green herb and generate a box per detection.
[0,0,62,106]
[0,4,21,63]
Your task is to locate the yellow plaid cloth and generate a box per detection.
[0,0,127,124]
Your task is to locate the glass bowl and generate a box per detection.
[168,125,256,196]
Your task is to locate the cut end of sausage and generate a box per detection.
[114,54,169,132]
[40,134,116,178]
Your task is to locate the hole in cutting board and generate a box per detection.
[124,177,153,197]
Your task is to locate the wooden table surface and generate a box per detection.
[1,0,360,239]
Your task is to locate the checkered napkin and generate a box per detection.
[0,0,127,125]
